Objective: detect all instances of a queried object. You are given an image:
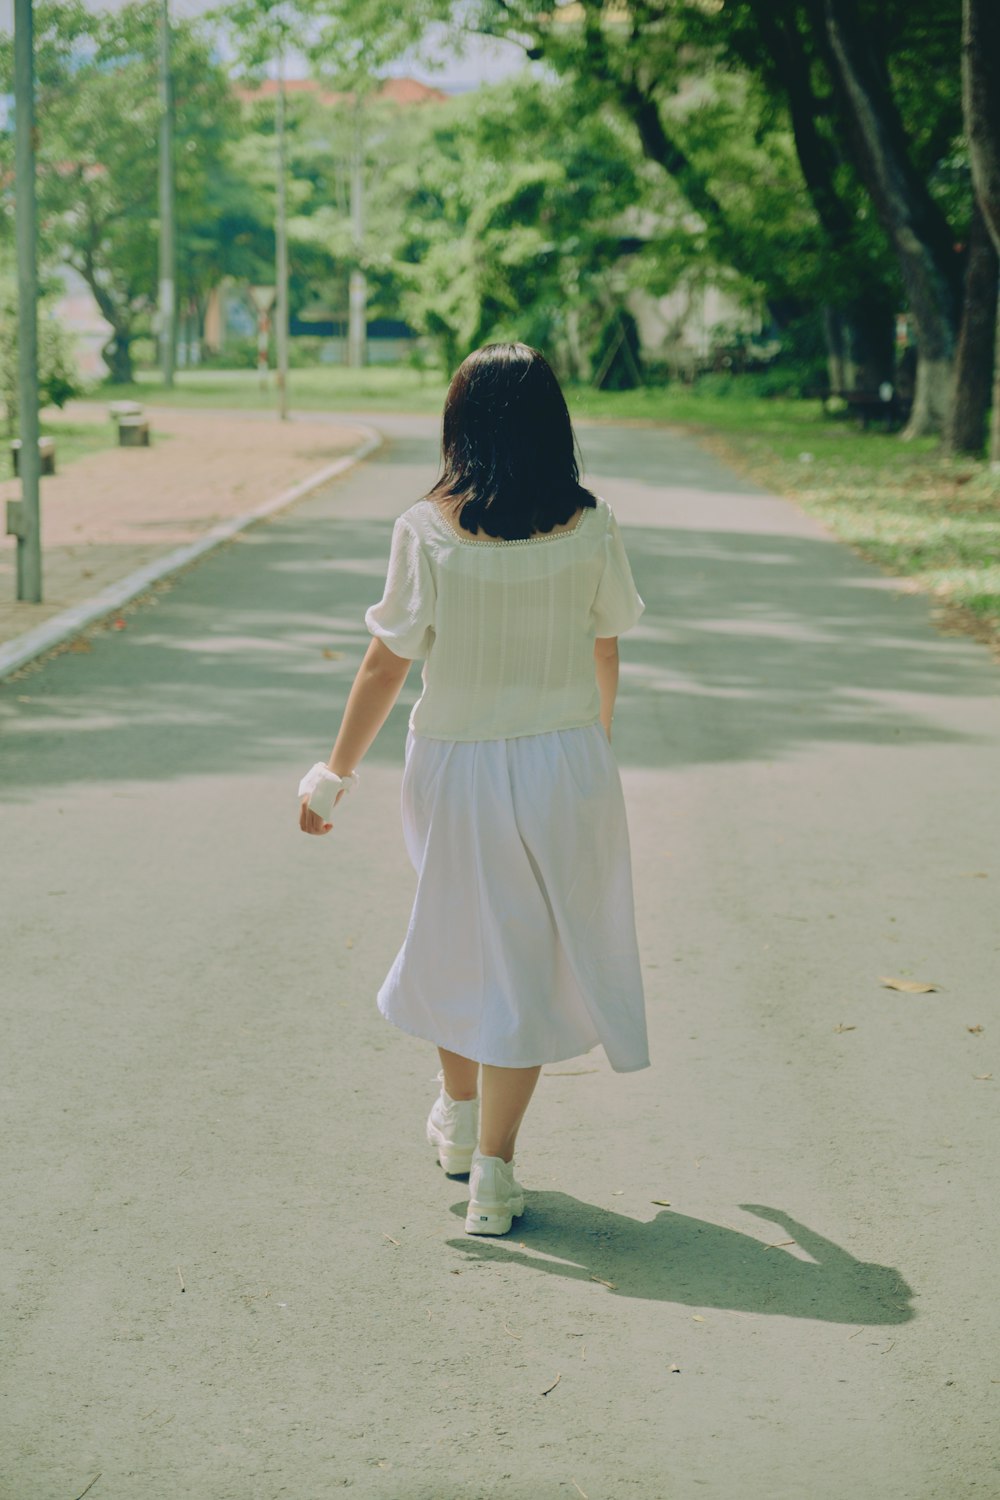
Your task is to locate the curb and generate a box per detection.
[0,423,382,682]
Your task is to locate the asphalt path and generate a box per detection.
[2,413,998,1499]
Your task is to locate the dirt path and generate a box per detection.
[0,402,366,648]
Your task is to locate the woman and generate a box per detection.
[298,342,649,1235]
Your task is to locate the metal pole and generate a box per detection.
[9,0,41,602]
[275,33,289,420]
[158,0,175,387]
[348,95,366,368]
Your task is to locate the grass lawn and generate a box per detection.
[96,365,1000,654]
[668,401,1000,652]
[5,416,118,478]
[103,365,450,415]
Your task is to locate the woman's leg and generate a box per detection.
[437,1047,479,1102]
[480,1064,541,1163]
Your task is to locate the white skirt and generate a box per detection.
[376,723,650,1072]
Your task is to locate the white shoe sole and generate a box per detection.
[426,1123,475,1176]
[464,1191,526,1236]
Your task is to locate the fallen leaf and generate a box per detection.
[834,1023,857,1033]
[880,976,939,993]
[651,1200,671,1207]
[611,1190,624,1196]
[669,1363,681,1373]
[967,1025,984,1034]
[67,638,92,653]
[321,648,343,659]
[973,1073,993,1081]
[589,1275,616,1289]
[541,1372,561,1396]
[957,871,988,878]
[764,1240,796,1251]
[571,1482,589,1500]
[382,1233,400,1246]
[112,617,127,629]
[692,1315,706,1323]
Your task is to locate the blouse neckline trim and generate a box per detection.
[421,499,598,548]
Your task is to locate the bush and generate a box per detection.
[693,363,826,401]
[0,289,84,430]
[197,338,260,372]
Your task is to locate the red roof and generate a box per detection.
[234,76,448,108]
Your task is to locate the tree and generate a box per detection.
[0,1,257,381]
[961,0,1000,464]
[381,78,645,375]
[719,0,897,391]
[943,198,997,454]
[818,0,963,435]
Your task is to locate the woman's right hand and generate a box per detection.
[298,790,342,835]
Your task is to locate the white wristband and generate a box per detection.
[298,762,359,821]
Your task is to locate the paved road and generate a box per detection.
[2,414,998,1499]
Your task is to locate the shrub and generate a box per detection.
[0,290,84,432]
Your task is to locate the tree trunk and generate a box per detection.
[101,330,134,385]
[962,0,1000,463]
[822,294,895,393]
[905,357,954,438]
[943,200,999,455]
[822,0,962,436]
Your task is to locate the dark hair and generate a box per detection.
[425,342,596,541]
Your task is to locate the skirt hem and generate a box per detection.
[377,996,651,1073]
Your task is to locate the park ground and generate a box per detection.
[24,366,1000,660]
[1,405,998,1498]
[0,401,368,649]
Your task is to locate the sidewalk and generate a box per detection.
[0,401,371,660]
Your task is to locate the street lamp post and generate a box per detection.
[6,0,42,603]
[275,29,289,420]
[158,0,175,387]
[347,95,366,369]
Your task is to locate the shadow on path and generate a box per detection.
[0,509,992,795]
[447,1198,914,1325]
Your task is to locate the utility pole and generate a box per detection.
[274,27,289,420]
[347,94,366,369]
[6,0,42,603]
[158,0,175,387]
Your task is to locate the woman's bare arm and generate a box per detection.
[300,637,412,834]
[328,637,412,774]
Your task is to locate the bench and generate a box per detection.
[829,388,912,431]
[117,415,151,448]
[10,436,57,477]
[109,400,144,421]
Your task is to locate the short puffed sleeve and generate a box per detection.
[591,508,644,636]
[365,517,436,660]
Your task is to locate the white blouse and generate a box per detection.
[365,497,644,741]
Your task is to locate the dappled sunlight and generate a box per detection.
[1,423,995,795]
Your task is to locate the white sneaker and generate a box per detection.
[426,1071,479,1176]
[464,1150,526,1236]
